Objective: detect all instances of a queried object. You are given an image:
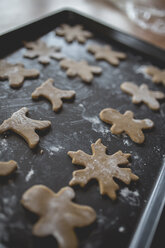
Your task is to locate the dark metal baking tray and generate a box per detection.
[0,8,165,248]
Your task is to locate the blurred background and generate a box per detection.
[0,0,165,49]
[0,0,164,248]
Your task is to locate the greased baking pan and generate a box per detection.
[0,9,165,248]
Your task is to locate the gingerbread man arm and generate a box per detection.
[0,119,13,133]
[9,68,39,88]
[151,91,165,99]
[21,185,56,215]
[0,160,18,176]
[121,82,139,97]
[100,108,123,125]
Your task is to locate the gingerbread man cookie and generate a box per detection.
[0,60,39,88]
[68,139,138,200]
[21,185,96,248]
[24,40,64,64]
[121,82,165,110]
[0,107,51,148]
[32,78,76,112]
[100,108,154,143]
[88,44,126,66]
[0,160,18,176]
[56,24,92,43]
[145,66,165,86]
[60,58,102,83]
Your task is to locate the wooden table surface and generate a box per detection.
[0,0,164,248]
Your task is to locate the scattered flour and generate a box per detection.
[134,154,139,160]
[25,169,34,182]
[78,104,109,135]
[153,146,161,153]
[134,65,151,79]
[50,145,63,152]
[0,139,8,155]
[120,187,140,206]
[0,195,17,243]
[118,226,125,232]
[48,145,63,156]
[2,195,17,217]
[123,139,132,146]
[97,212,107,225]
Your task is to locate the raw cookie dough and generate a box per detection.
[0,107,51,148]
[0,160,17,176]
[100,108,154,143]
[60,58,102,83]
[121,82,165,110]
[32,78,76,112]
[0,60,39,88]
[24,40,64,64]
[88,44,126,66]
[56,24,92,43]
[21,185,96,248]
[145,66,165,86]
[68,139,138,200]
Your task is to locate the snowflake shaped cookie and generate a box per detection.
[56,24,92,43]
[24,40,64,64]
[68,139,139,200]
[88,44,126,66]
[60,58,102,83]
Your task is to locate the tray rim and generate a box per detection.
[0,7,165,248]
[0,7,165,62]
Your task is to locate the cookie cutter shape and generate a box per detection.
[56,24,92,43]
[0,60,39,88]
[32,78,76,112]
[0,160,18,176]
[60,58,102,83]
[145,66,165,86]
[21,185,96,248]
[88,44,126,66]
[100,108,154,144]
[68,139,138,200]
[24,40,64,64]
[0,107,51,148]
[121,82,165,110]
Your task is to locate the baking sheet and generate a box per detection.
[0,9,165,248]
